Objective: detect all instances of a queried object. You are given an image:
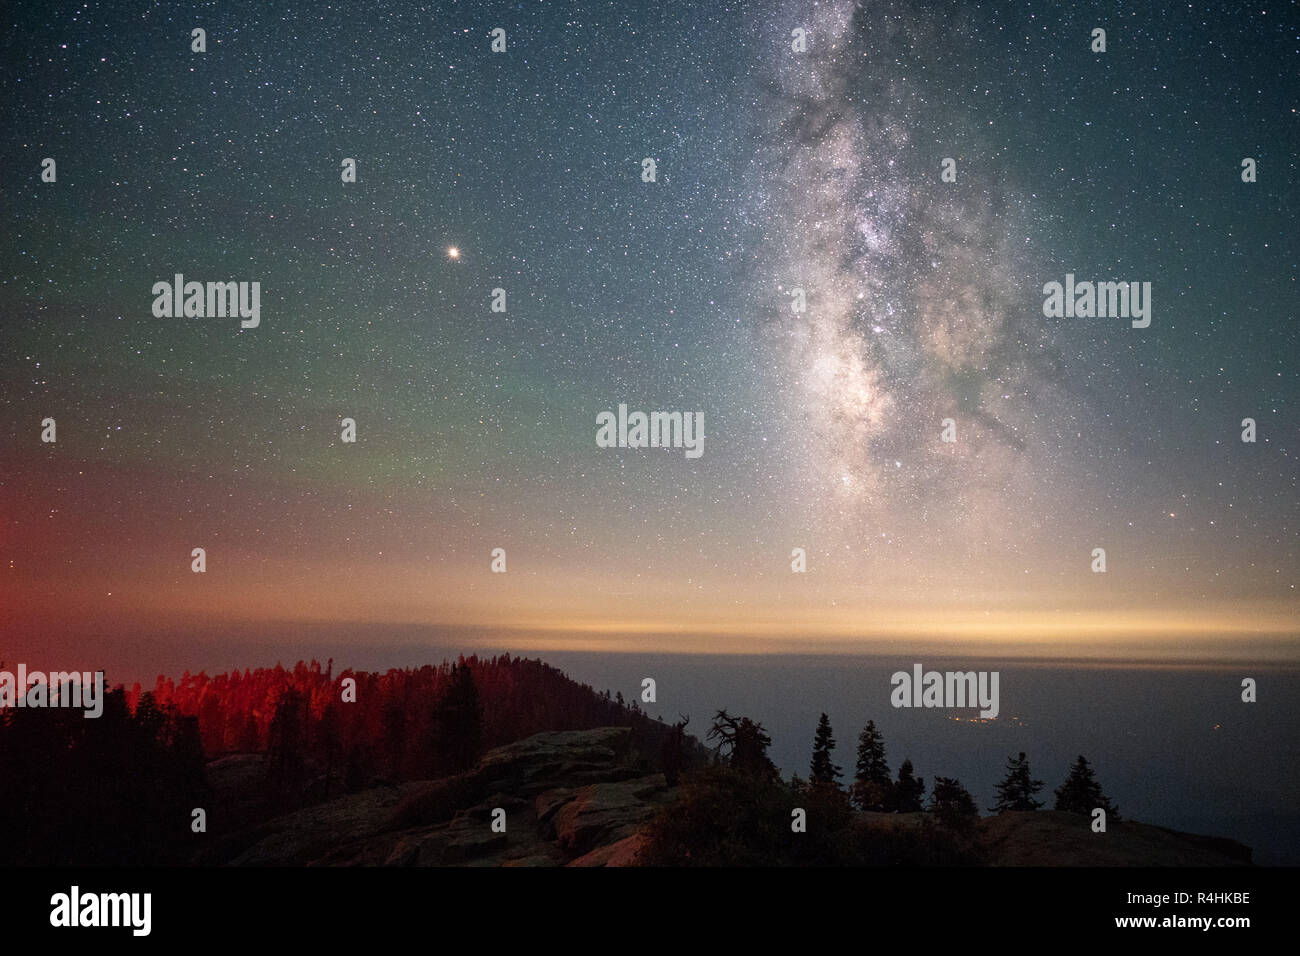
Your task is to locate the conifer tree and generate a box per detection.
[660,715,690,786]
[1053,755,1120,820]
[430,662,484,774]
[708,709,778,779]
[265,687,308,806]
[853,720,891,809]
[809,712,843,787]
[990,751,1044,812]
[889,757,926,811]
[929,776,978,829]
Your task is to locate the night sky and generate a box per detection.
[3,0,1297,673]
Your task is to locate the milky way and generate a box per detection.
[755,0,1074,544]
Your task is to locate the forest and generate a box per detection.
[0,654,679,865]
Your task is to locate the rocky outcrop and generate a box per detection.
[214,728,1252,868]
[569,833,649,867]
[224,727,667,866]
[977,810,1252,866]
[848,809,1251,866]
[549,775,668,855]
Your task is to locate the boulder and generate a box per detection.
[551,775,670,856]
[223,727,670,866]
[568,833,648,867]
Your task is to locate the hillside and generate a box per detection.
[206,726,671,866]
[0,656,701,866]
[217,726,1253,867]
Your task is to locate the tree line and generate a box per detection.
[642,709,1121,865]
[0,655,685,865]
[799,712,1119,821]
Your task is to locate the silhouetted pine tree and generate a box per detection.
[660,715,690,786]
[264,688,308,808]
[168,713,208,805]
[889,758,926,811]
[809,712,843,787]
[853,720,891,809]
[381,702,407,778]
[707,709,778,779]
[929,776,978,830]
[344,742,370,792]
[430,662,484,775]
[990,751,1044,812]
[1054,755,1120,820]
[316,700,343,797]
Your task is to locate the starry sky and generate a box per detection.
[2,0,1297,673]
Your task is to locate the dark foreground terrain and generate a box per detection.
[207,726,1252,867]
